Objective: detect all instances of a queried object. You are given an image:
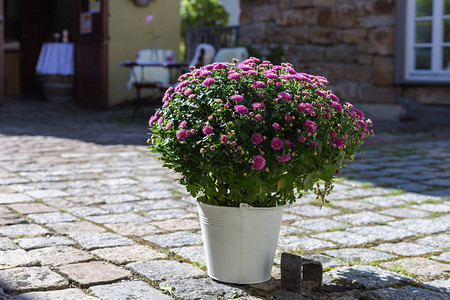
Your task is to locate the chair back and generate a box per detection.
[130,49,174,86]
[189,43,216,68]
[213,47,249,63]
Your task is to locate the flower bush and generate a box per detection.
[148,57,374,207]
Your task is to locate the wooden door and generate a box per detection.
[0,0,4,105]
[73,0,108,109]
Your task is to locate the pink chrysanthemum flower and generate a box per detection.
[331,101,343,112]
[297,136,306,142]
[228,73,241,79]
[164,121,173,130]
[202,78,215,87]
[304,120,317,132]
[251,81,265,88]
[202,126,214,136]
[252,155,266,170]
[252,102,264,109]
[179,120,187,128]
[255,114,263,122]
[251,133,263,145]
[149,115,157,126]
[176,129,187,140]
[271,138,283,150]
[272,123,281,130]
[330,130,337,138]
[297,103,315,114]
[235,105,249,115]
[278,91,292,100]
[221,135,229,143]
[285,114,292,122]
[315,90,327,97]
[231,95,244,102]
[276,154,291,162]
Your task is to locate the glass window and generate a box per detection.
[443,47,450,69]
[444,19,450,42]
[415,47,432,69]
[416,0,433,16]
[415,20,433,43]
[445,0,450,14]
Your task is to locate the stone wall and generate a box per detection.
[239,0,450,123]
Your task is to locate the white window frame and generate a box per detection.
[403,0,450,83]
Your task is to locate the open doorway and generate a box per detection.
[3,0,73,99]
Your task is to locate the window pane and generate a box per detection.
[416,0,433,17]
[415,47,431,69]
[443,47,450,69]
[415,20,433,43]
[444,19,450,42]
[445,0,450,15]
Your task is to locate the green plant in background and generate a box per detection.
[180,0,229,36]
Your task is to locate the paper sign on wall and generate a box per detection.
[80,12,92,34]
[89,0,101,13]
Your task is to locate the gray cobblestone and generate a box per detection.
[360,286,448,300]
[85,212,148,224]
[27,212,78,224]
[334,211,395,225]
[127,260,206,281]
[373,242,441,256]
[71,232,135,250]
[324,248,395,263]
[28,246,94,266]
[15,236,75,250]
[89,281,171,300]
[0,267,68,293]
[380,257,450,281]
[348,225,416,242]
[91,245,167,264]
[164,277,248,299]
[0,224,50,237]
[143,231,202,247]
[14,289,98,300]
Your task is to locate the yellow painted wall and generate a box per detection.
[108,0,180,106]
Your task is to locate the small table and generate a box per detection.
[118,59,189,118]
[36,43,74,75]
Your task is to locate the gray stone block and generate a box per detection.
[281,253,302,293]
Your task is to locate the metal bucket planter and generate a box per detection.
[197,202,285,284]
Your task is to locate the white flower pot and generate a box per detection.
[197,202,285,284]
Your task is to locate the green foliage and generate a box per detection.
[180,0,229,37]
[148,58,374,207]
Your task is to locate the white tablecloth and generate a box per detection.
[36,43,74,75]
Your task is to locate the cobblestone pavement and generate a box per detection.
[0,98,449,299]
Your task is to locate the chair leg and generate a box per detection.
[133,86,142,119]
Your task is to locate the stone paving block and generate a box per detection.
[126,260,206,281]
[282,213,303,222]
[373,242,441,256]
[0,249,39,269]
[95,194,141,204]
[0,238,17,250]
[324,248,395,263]
[388,218,450,234]
[0,209,26,225]
[431,252,450,262]
[278,236,335,251]
[428,188,450,197]
[98,178,137,186]
[379,207,431,218]
[86,213,149,224]
[163,277,247,299]
[145,208,197,220]
[143,231,202,247]
[7,203,58,214]
[89,280,171,300]
[67,206,108,217]
[172,245,207,266]
[424,178,450,186]
[91,245,167,264]
[99,203,145,213]
[313,231,372,246]
[287,205,340,217]
[105,222,162,237]
[151,218,200,231]
[0,224,50,237]
[138,198,190,209]
[334,211,395,226]
[0,193,34,204]
[28,246,94,266]
[326,265,412,289]
[331,200,376,211]
[360,285,448,299]
[415,234,450,250]
[15,236,74,250]
[0,266,68,293]
[348,225,416,242]
[279,225,310,236]
[71,232,135,250]
[24,189,70,199]
[300,253,342,269]
[380,257,450,281]
[388,192,442,203]
[137,191,175,200]
[411,203,450,213]
[48,221,107,235]
[423,278,450,294]
[291,218,348,232]
[362,196,407,207]
[27,212,78,224]
[57,261,132,288]
[14,288,98,300]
